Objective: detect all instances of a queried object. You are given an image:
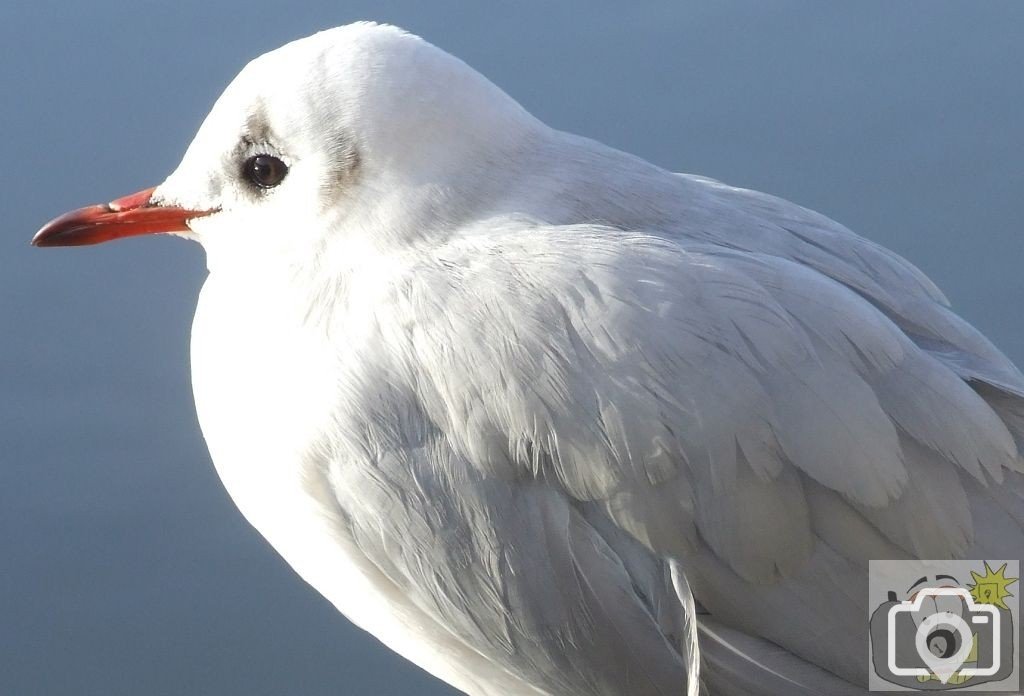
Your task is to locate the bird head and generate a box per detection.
[33,23,542,271]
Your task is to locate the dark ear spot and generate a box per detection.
[328,134,361,187]
[317,133,361,206]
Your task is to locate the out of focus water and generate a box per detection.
[2,2,1022,694]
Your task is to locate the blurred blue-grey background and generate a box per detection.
[2,1,1022,694]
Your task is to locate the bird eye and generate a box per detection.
[243,154,288,189]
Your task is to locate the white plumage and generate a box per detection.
[49,23,1024,695]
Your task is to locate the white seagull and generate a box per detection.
[34,23,1024,696]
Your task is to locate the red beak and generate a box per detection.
[31,187,216,247]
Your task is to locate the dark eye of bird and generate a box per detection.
[243,154,288,189]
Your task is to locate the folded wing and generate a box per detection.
[371,217,1024,689]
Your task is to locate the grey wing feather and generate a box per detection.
[682,176,1024,395]
[698,616,868,696]
[324,412,691,695]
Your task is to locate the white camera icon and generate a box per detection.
[887,586,1001,682]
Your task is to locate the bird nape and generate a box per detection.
[33,21,1024,696]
